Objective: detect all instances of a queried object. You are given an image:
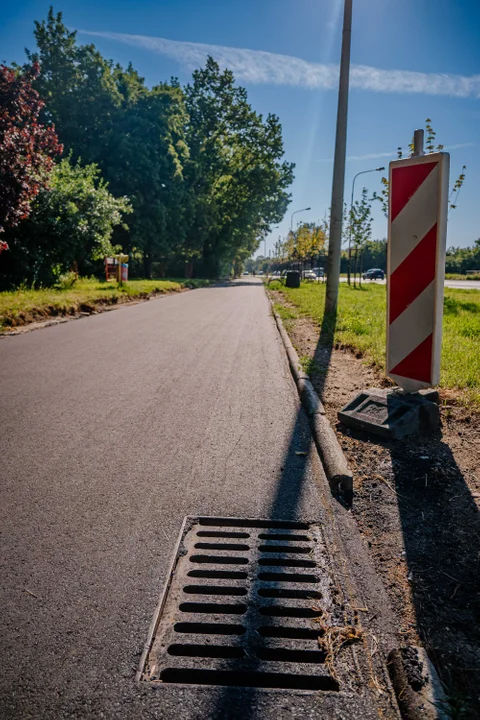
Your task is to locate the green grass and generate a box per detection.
[270,280,480,406]
[0,277,210,330]
[445,273,480,280]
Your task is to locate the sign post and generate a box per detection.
[338,129,450,440]
[387,139,450,392]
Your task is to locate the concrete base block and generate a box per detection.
[338,387,440,440]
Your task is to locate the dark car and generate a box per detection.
[363,268,385,280]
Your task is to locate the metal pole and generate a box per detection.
[413,129,425,157]
[325,0,353,314]
[347,166,385,284]
[290,207,311,233]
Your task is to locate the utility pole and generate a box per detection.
[325,0,353,314]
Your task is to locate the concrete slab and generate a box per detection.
[338,387,440,440]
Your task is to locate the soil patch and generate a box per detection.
[270,290,480,718]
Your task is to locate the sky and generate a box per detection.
[2,0,479,256]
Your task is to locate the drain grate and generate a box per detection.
[138,517,361,693]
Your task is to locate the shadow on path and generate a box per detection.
[208,302,342,718]
[210,410,315,719]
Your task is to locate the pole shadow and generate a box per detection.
[335,416,480,715]
[209,409,319,719]
[307,304,338,401]
[389,429,480,715]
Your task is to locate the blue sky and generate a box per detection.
[2,0,479,255]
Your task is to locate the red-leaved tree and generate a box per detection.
[0,62,62,233]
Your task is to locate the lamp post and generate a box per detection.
[290,207,311,233]
[347,166,385,285]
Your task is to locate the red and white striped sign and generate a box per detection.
[387,152,450,393]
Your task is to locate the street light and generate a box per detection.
[347,166,385,284]
[290,207,311,233]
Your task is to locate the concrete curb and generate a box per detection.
[271,305,353,502]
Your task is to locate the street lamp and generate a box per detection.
[347,166,385,284]
[290,207,311,233]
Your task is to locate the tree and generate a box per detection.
[0,62,62,233]
[286,222,326,268]
[19,12,294,280]
[106,84,190,277]
[184,58,294,276]
[27,8,124,168]
[373,118,466,217]
[445,239,480,274]
[348,188,373,286]
[1,157,131,287]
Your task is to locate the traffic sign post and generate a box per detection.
[387,151,450,392]
[338,129,450,440]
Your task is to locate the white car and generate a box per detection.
[302,270,317,281]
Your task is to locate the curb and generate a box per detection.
[271,304,353,502]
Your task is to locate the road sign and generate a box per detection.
[387,152,450,393]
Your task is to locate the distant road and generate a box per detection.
[338,277,480,290]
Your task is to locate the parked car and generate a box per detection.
[302,270,317,281]
[242,271,249,276]
[363,268,385,280]
[312,267,325,279]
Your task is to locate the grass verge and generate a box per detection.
[0,277,210,331]
[269,280,480,407]
[445,273,480,280]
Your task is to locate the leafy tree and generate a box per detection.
[15,12,295,280]
[1,157,131,287]
[348,188,373,285]
[283,222,326,267]
[0,61,62,233]
[27,8,124,168]
[445,239,480,274]
[374,119,466,217]
[184,58,294,276]
[106,84,190,277]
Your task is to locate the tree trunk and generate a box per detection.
[347,247,351,286]
[359,250,363,287]
[202,247,220,278]
[143,254,152,279]
[353,247,358,287]
[185,261,193,279]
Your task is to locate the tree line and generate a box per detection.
[0,8,294,288]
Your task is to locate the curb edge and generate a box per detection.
[271,303,353,502]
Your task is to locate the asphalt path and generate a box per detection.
[0,278,336,719]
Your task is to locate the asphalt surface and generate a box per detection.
[0,278,350,719]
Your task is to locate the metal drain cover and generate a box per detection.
[138,516,381,699]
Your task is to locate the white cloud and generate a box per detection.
[316,142,475,163]
[77,30,480,99]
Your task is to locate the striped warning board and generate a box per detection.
[387,152,450,393]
